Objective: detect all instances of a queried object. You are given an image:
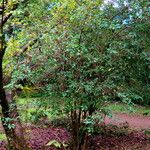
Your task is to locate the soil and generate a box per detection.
[105,113,150,130]
[0,113,150,150]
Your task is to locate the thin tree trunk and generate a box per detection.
[0,0,31,148]
[71,109,88,150]
[0,54,29,149]
[0,0,29,148]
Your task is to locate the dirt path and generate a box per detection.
[105,113,150,129]
[0,113,149,133]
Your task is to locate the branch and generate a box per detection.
[3,39,37,77]
[0,3,6,15]
[15,39,38,57]
[0,0,28,26]
[0,6,3,14]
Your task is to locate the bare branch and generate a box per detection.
[15,39,38,57]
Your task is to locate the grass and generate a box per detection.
[1,96,150,125]
[16,97,58,123]
[108,102,150,116]
[17,98,150,122]
[0,97,150,143]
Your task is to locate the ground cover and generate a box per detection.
[0,99,150,149]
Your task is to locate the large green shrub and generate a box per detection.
[8,0,150,149]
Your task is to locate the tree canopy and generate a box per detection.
[0,0,150,149]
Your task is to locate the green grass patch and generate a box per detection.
[108,103,130,113]
[108,102,150,116]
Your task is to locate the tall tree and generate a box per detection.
[0,0,29,149]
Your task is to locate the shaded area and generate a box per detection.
[89,131,150,150]
[0,112,150,149]
[0,125,71,150]
[0,122,150,150]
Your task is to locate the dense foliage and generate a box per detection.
[1,0,150,149]
[6,0,150,104]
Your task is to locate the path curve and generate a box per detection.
[105,113,150,129]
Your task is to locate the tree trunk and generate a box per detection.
[0,0,29,148]
[71,110,88,150]
[0,53,29,150]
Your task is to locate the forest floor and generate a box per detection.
[0,112,150,149]
[105,113,150,129]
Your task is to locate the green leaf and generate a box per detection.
[46,140,61,148]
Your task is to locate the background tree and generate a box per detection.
[0,0,30,149]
